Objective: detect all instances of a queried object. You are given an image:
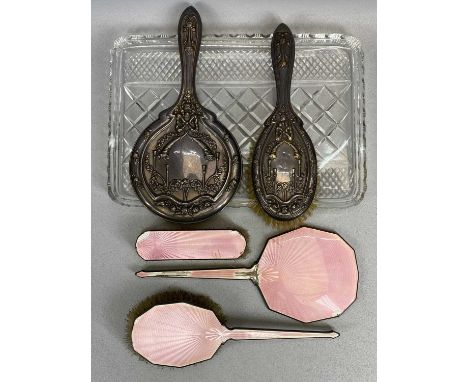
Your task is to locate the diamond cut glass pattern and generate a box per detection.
[109,34,366,207]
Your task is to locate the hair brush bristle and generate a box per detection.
[125,289,226,364]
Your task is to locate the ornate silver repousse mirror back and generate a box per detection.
[252,24,317,220]
[130,7,242,222]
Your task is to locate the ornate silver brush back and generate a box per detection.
[252,24,317,220]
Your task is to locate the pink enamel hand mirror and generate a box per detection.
[132,302,338,367]
[137,227,358,322]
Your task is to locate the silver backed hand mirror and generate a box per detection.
[130,7,242,222]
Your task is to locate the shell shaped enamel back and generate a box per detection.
[132,303,225,367]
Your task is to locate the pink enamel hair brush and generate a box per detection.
[128,290,338,367]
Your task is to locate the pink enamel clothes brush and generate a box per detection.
[130,293,338,367]
[137,227,358,322]
[136,230,246,260]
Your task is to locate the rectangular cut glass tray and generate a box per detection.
[108,34,366,208]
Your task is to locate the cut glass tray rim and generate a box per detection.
[108,33,366,208]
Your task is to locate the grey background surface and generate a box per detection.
[91,0,376,381]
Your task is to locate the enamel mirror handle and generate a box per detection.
[228,329,339,340]
[137,265,258,281]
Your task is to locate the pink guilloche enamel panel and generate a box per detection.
[257,227,358,322]
[132,303,225,367]
[136,230,246,260]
